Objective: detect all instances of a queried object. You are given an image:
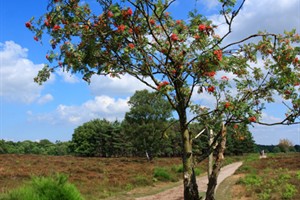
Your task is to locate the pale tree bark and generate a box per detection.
[207,129,214,180]
[175,78,200,200]
[182,128,200,200]
[205,124,227,200]
[177,99,200,200]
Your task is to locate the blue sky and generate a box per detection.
[1,0,300,145]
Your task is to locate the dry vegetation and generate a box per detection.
[229,153,300,200]
[3,153,298,200]
[0,154,199,199]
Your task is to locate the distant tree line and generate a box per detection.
[0,139,70,155]
[0,90,263,158]
[257,138,300,153]
[2,133,297,157]
[0,120,257,158]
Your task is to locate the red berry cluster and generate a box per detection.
[213,49,222,61]
[204,71,216,77]
[157,81,169,90]
[207,86,215,93]
[128,43,135,49]
[224,102,231,108]
[248,116,256,122]
[170,33,179,41]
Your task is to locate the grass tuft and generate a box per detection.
[153,167,172,181]
[1,174,83,200]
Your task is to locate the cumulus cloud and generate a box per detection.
[260,112,283,124]
[29,95,130,125]
[199,0,219,10]
[191,86,217,108]
[89,74,153,96]
[0,41,54,104]
[56,68,80,83]
[37,94,54,105]
[210,0,299,45]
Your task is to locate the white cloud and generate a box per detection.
[260,112,282,124]
[29,95,130,125]
[56,68,80,83]
[199,0,219,10]
[89,74,153,96]
[0,41,54,104]
[210,0,300,46]
[37,94,54,104]
[191,86,217,108]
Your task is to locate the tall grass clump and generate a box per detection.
[1,174,83,200]
[153,167,171,181]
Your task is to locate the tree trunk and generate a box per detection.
[207,129,213,180]
[174,79,200,200]
[205,124,227,200]
[182,127,200,200]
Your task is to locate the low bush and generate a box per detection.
[173,164,183,173]
[153,167,174,182]
[1,174,83,200]
[238,174,262,187]
[282,183,297,200]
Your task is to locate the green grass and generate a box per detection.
[153,167,174,182]
[237,173,262,188]
[237,169,298,200]
[0,174,83,200]
[234,153,300,200]
[282,183,297,200]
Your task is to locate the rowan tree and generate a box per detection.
[27,0,300,199]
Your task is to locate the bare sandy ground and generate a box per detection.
[135,162,243,200]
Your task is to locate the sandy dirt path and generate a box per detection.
[135,161,243,200]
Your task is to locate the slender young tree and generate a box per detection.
[27,0,300,199]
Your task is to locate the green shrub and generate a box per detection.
[172,164,183,173]
[125,184,134,191]
[1,174,83,200]
[258,189,271,200]
[238,174,262,187]
[278,173,291,183]
[281,183,297,200]
[153,167,172,181]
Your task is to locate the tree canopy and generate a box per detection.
[123,89,173,160]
